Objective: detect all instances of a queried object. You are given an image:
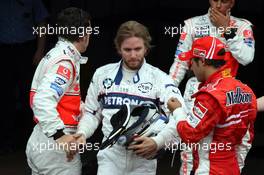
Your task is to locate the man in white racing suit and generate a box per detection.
[26,7,90,175]
[75,21,185,175]
[169,0,255,174]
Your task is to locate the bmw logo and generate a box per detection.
[103,78,113,89]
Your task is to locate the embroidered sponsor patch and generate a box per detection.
[73,84,80,91]
[56,65,71,80]
[50,82,63,96]
[103,78,114,89]
[166,85,181,95]
[180,32,187,40]
[192,102,208,119]
[175,50,183,56]
[194,26,210,38]
[226,87,252,106]
[187,113,201,128]
[244,38,254,47]
[54,77,67,85]
[101,93,156,109]
[193,48,206,58]
[221,68,232,78]
[138,82,153,93]
[243,30,253,39]
[67,46,76,55]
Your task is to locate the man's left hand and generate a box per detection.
[128,136,158,159]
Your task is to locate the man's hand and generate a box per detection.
[167,97,182,112]
[73,133,86,146]
[209,8,230,30]
[55,134,77,162]
[55,134,75,147]
[66,133,86,162]
[128,136,158,159]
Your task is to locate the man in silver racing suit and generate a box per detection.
[75,21,186,175]
[26,7,91,175]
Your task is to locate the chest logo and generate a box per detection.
[138,82,153,93]
[103,78,114,89]
[226,87,252,106]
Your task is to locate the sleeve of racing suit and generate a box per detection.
[235,122,254,172]
[169,21,193,87]
[175,93,223,144]
[183,77,199,112]
[225,22,255,172]
[77,70,102,139]
[32,61,74,137]
[225,22,255,66]
[151,73,187,149]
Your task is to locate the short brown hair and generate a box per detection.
[114,21,152,53]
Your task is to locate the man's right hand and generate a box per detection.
[167,97,182,112]
[209,7,231,30]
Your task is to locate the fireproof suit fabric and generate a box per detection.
[169,11,255,87]
[172,70,257,175]
[180,77,200,175]
[26,38,87,175]
[77,60,185,175]
[169,11,255,175]
[26,125,81,175]
[96,144,157,175]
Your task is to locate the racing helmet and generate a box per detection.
[100,101,168,150]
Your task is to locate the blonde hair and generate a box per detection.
[114,21,152,53]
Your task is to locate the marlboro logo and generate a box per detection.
[193,48,206,58]
[226,87,252,106]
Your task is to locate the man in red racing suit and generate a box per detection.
[169,0,255,174]
[168,36,257,175]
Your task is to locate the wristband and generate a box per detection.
[51,129,65,140]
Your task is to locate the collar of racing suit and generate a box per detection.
[114,59,146,85]
[58,37,88,64]
[197,66,232,91]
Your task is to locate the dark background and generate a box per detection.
[1,0,263,174]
